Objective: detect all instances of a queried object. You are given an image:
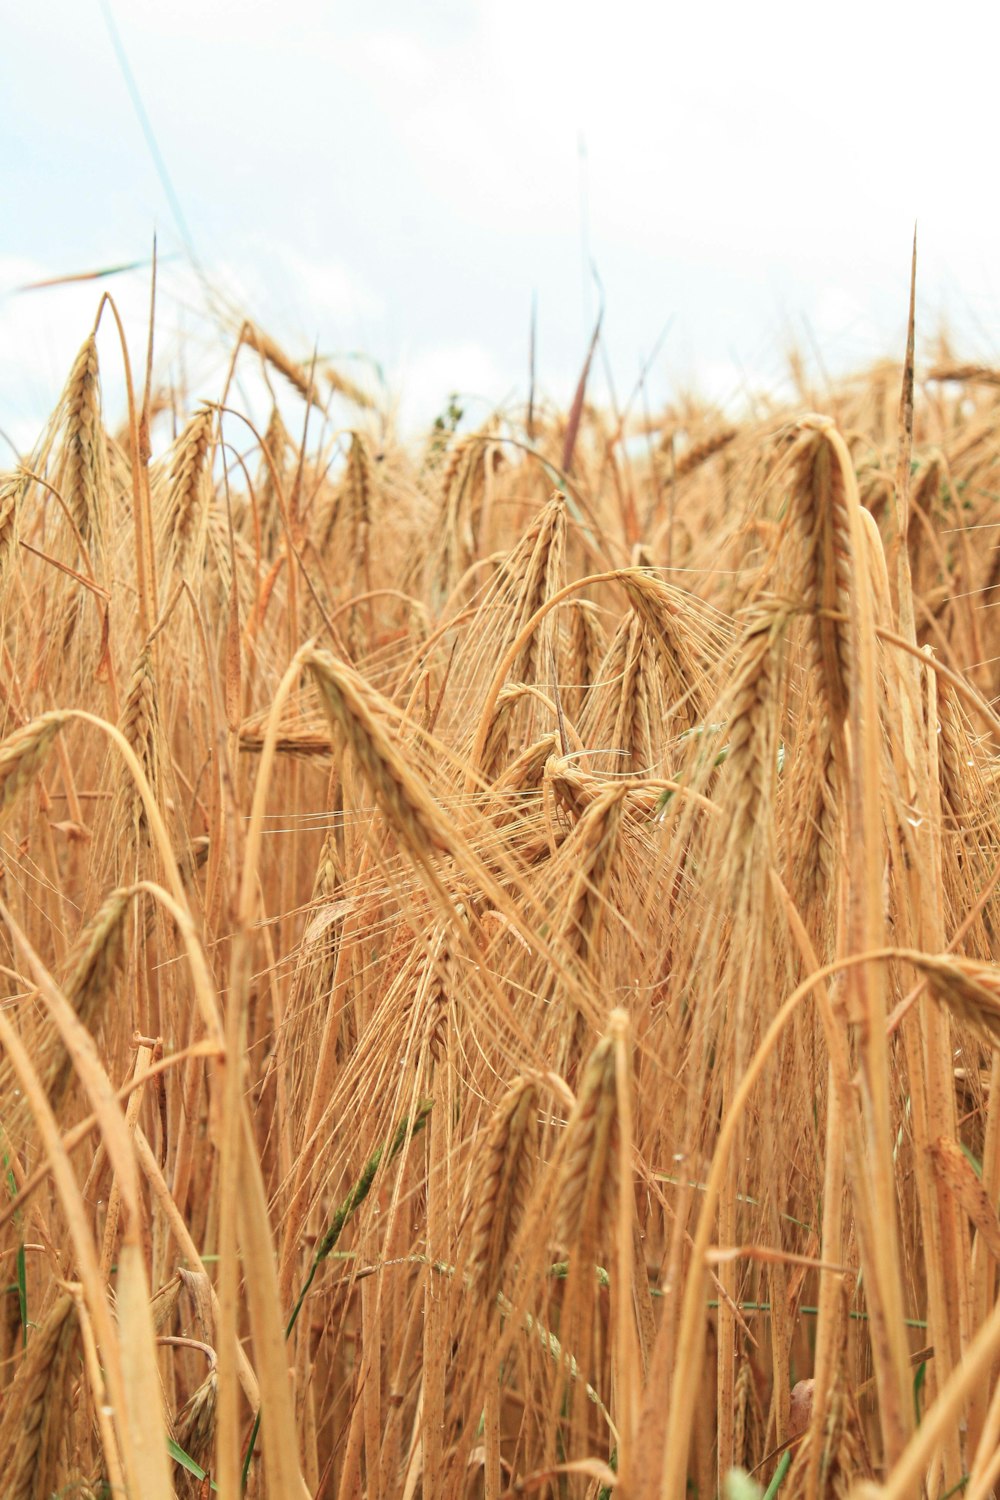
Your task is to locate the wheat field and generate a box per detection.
[2,301,1000,1500]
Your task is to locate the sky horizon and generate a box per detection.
[4,2,1000,454]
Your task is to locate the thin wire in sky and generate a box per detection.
[99,0,202,275]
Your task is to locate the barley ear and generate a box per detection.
[45,888,132,1108]
[0,712,71,819]
[0,1293,81,1500]
[162,406,214,574]
[0,470,24,600]
[61,334,109,552]
[558,1025,620,1251]
[466,1076,539,1303]
[912,953,1000,1047]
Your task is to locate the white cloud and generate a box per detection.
[340,28,434,90]
[0,255,165,456]
[6,0,1000,452]
[394,341,511,433]
[238,242,386,329]
[0,242,390,458]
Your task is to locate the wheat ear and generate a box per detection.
[163,406,214,573]
[0,1293,80,1500]
[61,334,108,551]
[0,712,71,817]
[0,471,24,600]
[114,646,161,856]
[558,1025,621,1248]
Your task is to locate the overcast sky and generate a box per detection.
[4,1,1000,451]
